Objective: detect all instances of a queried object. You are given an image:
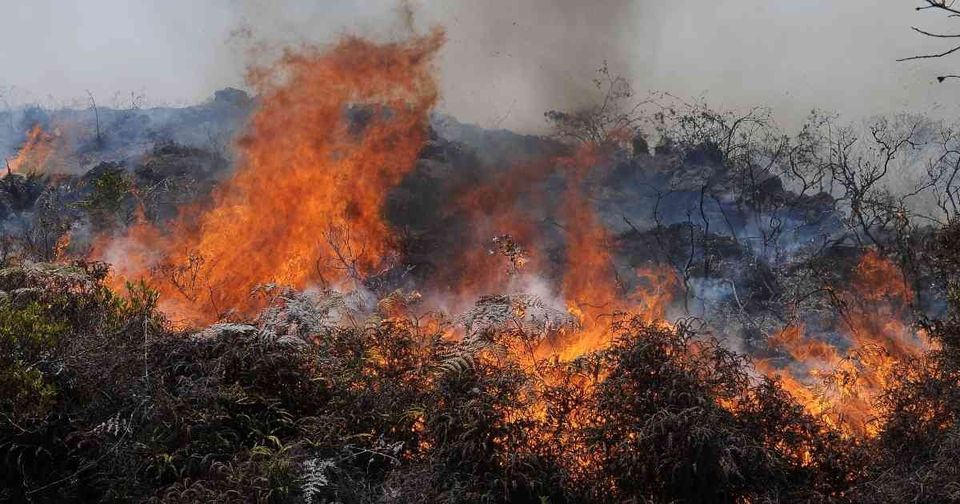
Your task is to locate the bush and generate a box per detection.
[0,260,953,503]
[0,300,65,424]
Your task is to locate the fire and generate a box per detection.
[53,234,71,263]
[6,125,56,175]
[95,31,445,324]
[555,146,676,358]
[89,29,675,361]
[437,142,676,361]
[436,154,558,305]
[760,250,931,437]
[82,30,919,442]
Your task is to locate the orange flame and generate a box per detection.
[555,145,675,358]
[95,31,445,324]
[435,154,559,306]
[760,250,932,437]
[439,142,676,360]
[6,125,56,175]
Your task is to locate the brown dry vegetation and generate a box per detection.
[0,235,956,503]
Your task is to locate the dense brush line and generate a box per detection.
[0,230,959,503]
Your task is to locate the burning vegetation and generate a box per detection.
[2,31,960,504]
[5,125,58,176]
[94,31,444,324]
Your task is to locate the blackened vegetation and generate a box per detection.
[4,88,960,502]
[0,140,229,263]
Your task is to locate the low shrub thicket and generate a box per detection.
[1,252,959,503]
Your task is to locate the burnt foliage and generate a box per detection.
[3,259,954,503]
[5,246,960,503]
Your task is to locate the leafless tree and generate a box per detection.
[85,89,102,147]
[900,1,960,81]
[925,121,960,221]
[819,115,931,250]
[545,63,649,148]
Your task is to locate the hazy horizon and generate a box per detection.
[0,0,957,133]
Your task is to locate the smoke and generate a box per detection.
[421,0,960,132]
[415,0,640,132]
[0,1,958,133]
[202,0,640,132]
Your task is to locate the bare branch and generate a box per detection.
[897,43,960,62]
[911,26,960,38]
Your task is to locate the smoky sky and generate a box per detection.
[0,0,957,132]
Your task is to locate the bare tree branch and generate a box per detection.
[898,44,960,62]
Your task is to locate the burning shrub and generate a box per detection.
[850,222,960,503]
[580,319,857,503]
[860,342,960,503]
